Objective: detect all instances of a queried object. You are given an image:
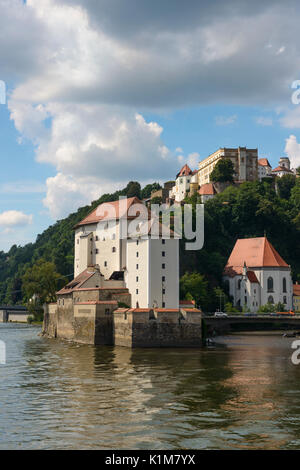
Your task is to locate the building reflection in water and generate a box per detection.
[10,327,300,449]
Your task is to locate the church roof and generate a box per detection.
[247,270,259,283]
[224,237,289,276]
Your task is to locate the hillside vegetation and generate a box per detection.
[0,176,299,311]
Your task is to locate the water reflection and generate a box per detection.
[0,324,300,449]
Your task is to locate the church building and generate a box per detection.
[223,237,293,311]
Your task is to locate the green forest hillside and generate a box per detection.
[0,176,300,310]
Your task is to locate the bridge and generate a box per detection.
[203,315,300,336]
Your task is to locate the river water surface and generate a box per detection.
[1,323,300,449]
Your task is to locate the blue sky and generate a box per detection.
[1,0,300,252]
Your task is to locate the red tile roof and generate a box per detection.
[294,284,300,296]
[177,164,193,177]
[272,166,294,173]
[258,158,272,167]
[247,270,259,283]
[75,197,150,228]
[198,183,216,195]
[179,300,195,305]
[57,268,98,294]
[224,237,289,276]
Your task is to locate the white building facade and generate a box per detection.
[74,197,179,309]
[169,164,198,202]
[223,237,293,312]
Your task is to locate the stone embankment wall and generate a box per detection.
[113,308,202,348]
[43,303,202,348]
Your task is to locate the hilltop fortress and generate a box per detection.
[43,197,202,347]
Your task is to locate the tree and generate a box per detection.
[258,303,276,313]
[225,302,239,313]
[141,182,161,199]
[123,181,141,199]
[22,259,66,305]
[210,159,235,183]
[277,174,296,199]
[180,272,208,309]
[150,196,162,205]
[291,180,300,211]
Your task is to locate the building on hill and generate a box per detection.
[294,283,300,312]
[198,147,258,186]
[272,157,295,177]
[73,197,179,309]
[198,182,217,203]
[223,237,293,312]
[169,164,198,202]
[151,181,174,203]
[258,158,272,180]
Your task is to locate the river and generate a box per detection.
[0,323,300,449]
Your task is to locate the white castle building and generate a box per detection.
[223,237,293,311]
[74,197,179,309]
[169,164,198,202]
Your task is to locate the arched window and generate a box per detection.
[267,277,274,292]
[283,296,287,304]
[268,295,274,304]
[283,278,287,293]
[238,279,242,290]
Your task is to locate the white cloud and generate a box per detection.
[4,0,300,220]
[187,152,200,168]
[0,211,33,228]
[215,115,237,126]
[284,134,300,168]
[10,100,178,218]
[256,116,273,126]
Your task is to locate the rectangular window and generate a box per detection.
[136,240,139,246]
[136,264,139,270]
[77,239,79,244]
[162,302,165,308]
[162,263,165,269]
[136,252,139,257]
[162,288,166,294]
[136,276,139,282]
[104,261,107,267]
[112,247,116,253]
[95,236,99,241]
[95,249,99,254]
[162,276,165,282]
[136,289,139,294]
[162,251,165,257]
[162,239,165,245]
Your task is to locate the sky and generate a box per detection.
[1,0,300,251]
